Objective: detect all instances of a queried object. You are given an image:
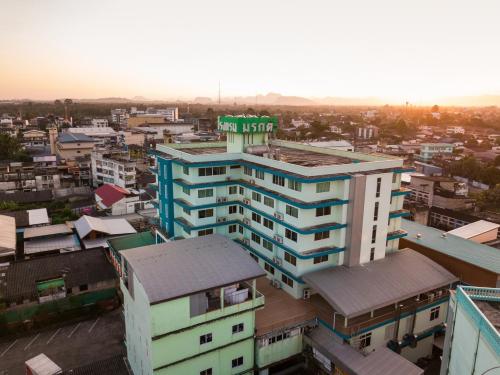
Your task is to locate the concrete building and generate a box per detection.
[111,109,128,126]
[56,133,96,160]
[357,125,379,139]
[91,118,109,128]
[126,108,179,128]
[440,286,499,375]
[91,149,137,188]
[445,126,465,135]
[416,143,454,162]
[401,219,500,288]
[22,129,47,148]
[67,127,118,145]
[407,175,472,210]
[95,183,153,215]
[121,235,265,375]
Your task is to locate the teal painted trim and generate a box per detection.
[171,158,351,183]
[317,318,350,340]
[173,179,349,209]
[393,167,415,173]
[399,324,445,349]
[174,218,345,260]
[389,210,411,219]
[151,200,159,208]
[391,189,411,197]
[173,199,346,235]
[387,231,408,241]
[236,239,305,284]
[164,159,175,238]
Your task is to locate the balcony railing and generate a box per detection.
[387,229,408,240]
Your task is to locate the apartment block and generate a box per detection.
[91,149,137,188]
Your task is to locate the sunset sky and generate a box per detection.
[1,0,499,103]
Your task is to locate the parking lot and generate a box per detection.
[0,308,125,375]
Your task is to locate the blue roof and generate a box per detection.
[401,219,500,274]
[58,133,95,143]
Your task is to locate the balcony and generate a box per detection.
[391,187,411,197]
[387,229,408,240]
[389,209,411,219]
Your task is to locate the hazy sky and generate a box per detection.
[1,0,499,102]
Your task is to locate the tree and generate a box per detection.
[475,185,500,212]
[0,134,30,161]
[54,99,62,105]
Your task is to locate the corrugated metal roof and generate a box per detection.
[402,219,500,274]
[28,208,50,226]
[24,224,72,239]
[447,220,500,239]
[58,133,95,143]
[95,184,130,208]
[122,234,265,304]
[25,353,62,375]
[0,215,16,255]
[303,249,458,318]
[24,234,81,254]
[306,325,424,375]
[62,355,128,375]
[74,215,136,239]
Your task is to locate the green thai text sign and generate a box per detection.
[218,116,278,133]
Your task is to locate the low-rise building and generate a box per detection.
[23,223,80,258]
[91,150,137,189]
[447,220,499,244]
[91,118,109,128]
[95,183,153,215]
[440,286,499,375]
[357,125,379,139]
[121,235,265,375]
[74,215,136,250]
[416,143,454,162]
[56,133,96,160]
[67,127,118,145]
[0,215,16,261]
[445,126,465,135]
[407,175,472,210]
[22,129,48,148]
[111,109,128,126]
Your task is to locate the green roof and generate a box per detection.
[107,231,156,252]
[401,219,500,274]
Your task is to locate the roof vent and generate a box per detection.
[416,233,422,239]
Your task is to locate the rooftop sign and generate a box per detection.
[218,116,278,133]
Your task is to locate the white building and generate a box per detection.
[446,126,465,135]
[156,107,179,122]
[357,125,379,139]
[111,109,128,125]
[307,140,354,152]
[291,119,310,128]
[91,118,109,128]
[91,150,136,189]
[67,127,118,145]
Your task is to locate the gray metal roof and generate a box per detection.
[306,325,424,375]
[58,133,95,143]
[24,223,72,239]
[402,219,500,274]
[122,234,265,304]
[303,249,458,318]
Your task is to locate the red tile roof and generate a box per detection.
[95,184,130,207]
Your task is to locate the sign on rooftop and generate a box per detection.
[218,115,278,134]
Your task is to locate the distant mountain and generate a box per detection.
[231,93,315,106]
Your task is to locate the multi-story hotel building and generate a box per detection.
[146,115,459,374]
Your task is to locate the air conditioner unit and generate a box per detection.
[274,234,283,244]
[243,198,251,205]
[243,238,250,246]
[271,279,281,289]
[273,257,283,266]
[303,288,311,300]
[243,218,251,225]
[217,217,227,223]
[274,212,284,220]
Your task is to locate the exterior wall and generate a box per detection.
[469,229,498,244]
[256,331,304,369]
[56,143,95,159]
[399,238,498,287]
[91,152,136,188]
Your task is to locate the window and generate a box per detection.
[232,357,244,368]
[376,177,381,198]
[314,231,330,241]
[238,206,244,215]
[263,239,273,252]
[183,207,190,215]
[183,166,189,175]
[314,255,328,264]
[316,182,330,193]
[286,205,298,218]
[371,225,377,244]
[370,247,375,261]
[232,323,244,334]
[281,274,293,288]
[228,224,237,233]
[200,333,212,345]
[285,229,298,242]
[272,175,285,187]
[199,209,214,218]
[252,192,261,202]
[288,180,302,192]
[238,225,244,234]
[198,166,226,176]
[264,196,274,208]
[251,232,261,245]
[358,332,372,349]
[255,170,264,180]
[182,186,190,196]
[198,229,214,236]
[200,369,212,375]
[198,188,213,198]
[263,218,274,230]
[284,252,297,266]
[252,212,261,223]
[239,187,245,195]
[430,306,440,321]
[244,166,252,176]
[316,206,331,217]
[229,205,237,214]
[373,202,379,221]
[264,262,275,274]
[229,186,237,195]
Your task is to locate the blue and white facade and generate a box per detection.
[149,117,412,299]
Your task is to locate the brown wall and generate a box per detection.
[400,238,498,287]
